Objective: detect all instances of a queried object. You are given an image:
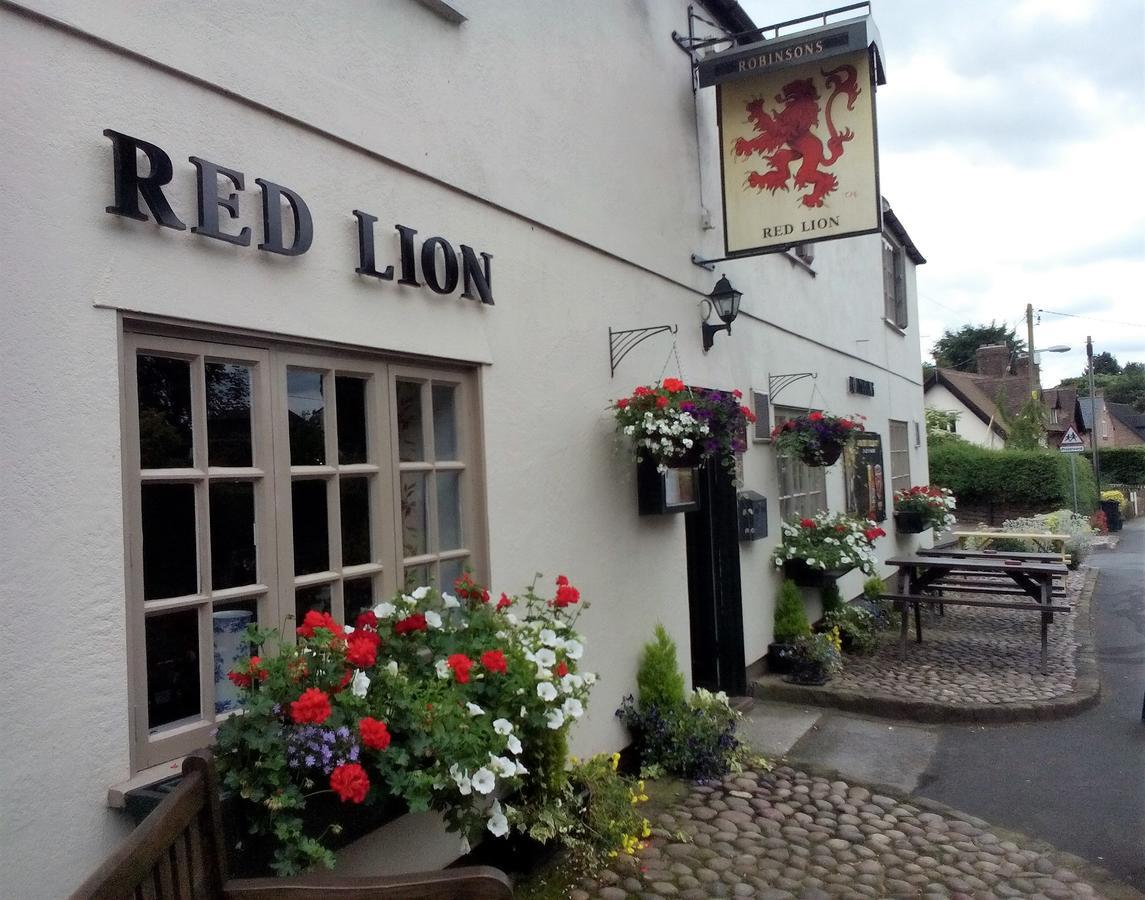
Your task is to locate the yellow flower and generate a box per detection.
[611,752,620,770]
[641,819,651,837]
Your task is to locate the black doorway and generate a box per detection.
[684,456,747,695]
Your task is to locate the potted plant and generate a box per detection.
[785,630,842,685]
[892,485,957,534]
[770,411,863,467]
[771,512,885,586]
[768,579,811,674]
[612,380,756,475]
[820,603,878,655]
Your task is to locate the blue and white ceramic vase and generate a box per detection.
[213,610,254,714]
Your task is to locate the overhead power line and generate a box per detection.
[1037,308,1145,329]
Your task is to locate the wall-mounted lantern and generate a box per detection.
[701,274,742,353]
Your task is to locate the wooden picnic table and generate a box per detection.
[951,531,1071,562]
[884,553,1069,673]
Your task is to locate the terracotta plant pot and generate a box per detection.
[783,559,852,588]
[893,510,929,534]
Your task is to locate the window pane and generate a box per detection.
[340,477,372,566]
[336,376,368,465]
[437,471,462,550]
[405,564,430,591]
[296,583,332,622]
[142,483,198,600]
[440,556,467,592]
[206,363,252,467]
[401,472,427,558]
[288,369,325,465]
[432,384,458,459]
[138,355,193,468]
[210,482,257,590]
[292,479,330,575]
[212,607,255,714]
[344,578,373,624]
[146,608,200,730]
[396,380,424,462]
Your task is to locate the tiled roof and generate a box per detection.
[925,368,1007,434]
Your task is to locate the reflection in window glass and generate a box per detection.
[396,380,424,462]
[295,583,332,622]
[440,556,467,592]
[206,363,253,467]
[292,480,330,575]
[138,355,194,468]
[336,376,369,465]
[340,477,372,567]
[288,369,325,465]
[142,483,198,600]
[344,579,373,624]
[146,608,200,729]
[401,472,427,558]
[210,482,257,589]
[432,384,458,460]
[405,564,430,591]
[437,471,462,550]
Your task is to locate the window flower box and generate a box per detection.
[892,485,956,533]
[771,512,885,583]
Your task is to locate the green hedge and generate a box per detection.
[1083,447,1145,485]
[929,442,1098,513]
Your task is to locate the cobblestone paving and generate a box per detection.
[828,568,1087,705]
[572,766,1104,899]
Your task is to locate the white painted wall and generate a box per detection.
[925,384,1002,448]
[0,2,929,894]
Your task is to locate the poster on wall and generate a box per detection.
[698,17,885,257]
[844,431,886,522]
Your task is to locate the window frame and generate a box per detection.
[889,419,911,496]
[882,235,908,330]
[121,323,487,773]
[774,407,828,520]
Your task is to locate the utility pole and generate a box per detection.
[1087,335,1101,495]
[1026,302,1036,400]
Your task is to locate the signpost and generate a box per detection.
[1059,425,1085,511]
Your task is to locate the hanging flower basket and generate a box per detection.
[771,412,862,467]
[893,510,929,534]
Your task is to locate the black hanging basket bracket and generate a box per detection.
[608,324,678,378]
[768,372,817,402]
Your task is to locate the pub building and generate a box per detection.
[1,1,928,893]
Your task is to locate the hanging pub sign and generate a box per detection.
[697,16,886,258]
[843,431,886,522]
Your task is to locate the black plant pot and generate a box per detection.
[783,559,852,587]
[767,642,799,674]
[784,657,830,686]
[800,439,844,467]
[1100,500,1123,532]
[893,510,929,534]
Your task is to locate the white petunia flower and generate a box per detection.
[545,708,565,730]
[386,660,399,676]
[373,601,397,619]
[535,665,553,681]
[583,672,597,686]
[537,682,558,702]
[442,592,460,609]
[493,718,514,735]
[562,640,584,660]
[506,613,519,626]
[424,610,443,629]
[490,754,517,778]
[562,697,584,719]
[486,800,509,837]
[514,760,528,775]
[520,705,528,718]
[560,673,584,694]
[400,593,417,605]
[506,734,523,755]
[467,702,485,717]
[350,669,370,698]
[539,628,559,648]
[534,648,557,668]
[449,764,473,796]
[411,586,430,601]
[471,767,496,795]
[343,625,355,635]
[435,658,450,679]
[459,836,471,855]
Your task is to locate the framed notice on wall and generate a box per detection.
[844,431,886,522]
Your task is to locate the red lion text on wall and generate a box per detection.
[732,64,860,209]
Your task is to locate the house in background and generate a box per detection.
[1079,394,1145,448]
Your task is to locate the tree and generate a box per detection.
[1058,361,1145,412]
[998,394,1045,451]
[931,321,1025,371]
[1092,351,1121,375]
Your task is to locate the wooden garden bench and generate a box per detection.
[71,749,513,900]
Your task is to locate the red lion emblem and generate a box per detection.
[733,64,860,208]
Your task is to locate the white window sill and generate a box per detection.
[883,318,907,336]
[107,757,186,808]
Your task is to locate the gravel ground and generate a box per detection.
[570,766,1114,899]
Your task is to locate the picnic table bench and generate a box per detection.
[951,531,1071,564]
[885,554,1070,673]
[71,749,513,899]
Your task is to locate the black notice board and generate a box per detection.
[844,432,886,522]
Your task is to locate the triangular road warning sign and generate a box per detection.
[1059,426,1085,452]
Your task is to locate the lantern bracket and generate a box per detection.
[609,324,678,378]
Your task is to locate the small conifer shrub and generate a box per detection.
[773,579,811,643]
[636,624,686,711]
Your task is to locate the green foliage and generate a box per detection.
[862,576,885,601]
[1061,361,1145,411]
[636,625,686,712]
[1085,447,1145,484]
[998,510,1096,569]
[931,322,1024,371]
[924,408,965,445]
[773,579,811,643]
[820,583,844,617]
[821,604,878,655]
[1092,351,1121,375]
[617,689,741,780]
[793,631,843,676]
[999,394,1045,451]
[929,441,1098,513]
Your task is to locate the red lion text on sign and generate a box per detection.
[732,64,860,209]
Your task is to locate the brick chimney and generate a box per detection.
[975,344,1011,376]
[1012,353,1040,387]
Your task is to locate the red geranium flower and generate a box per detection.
[554,582,580,608]
[556,575,569,586]
[800,518,815,528]
[662,378,685,393]
[497,592,512,611]
[355,610,378,631]
[556,660,569,678]
[655,395,669,408]
[290,687,332,725]
[633,385,651,397]
[346,632,378,668]
[617,397,629,409]
[809,411,823,421]
[447,653,473,684]
[330,762,370,804]
[733,389,743,398]
[740,405,758,423]
[296,610,345,640]
[227,656,268,689]
[394,613,427,636]
[358,717,392,751]
[481,649,507,674]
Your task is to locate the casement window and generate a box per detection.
[882,236,907,329]
[889,419,911,496]
[122,329,485,770]
[774,408,827,520]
